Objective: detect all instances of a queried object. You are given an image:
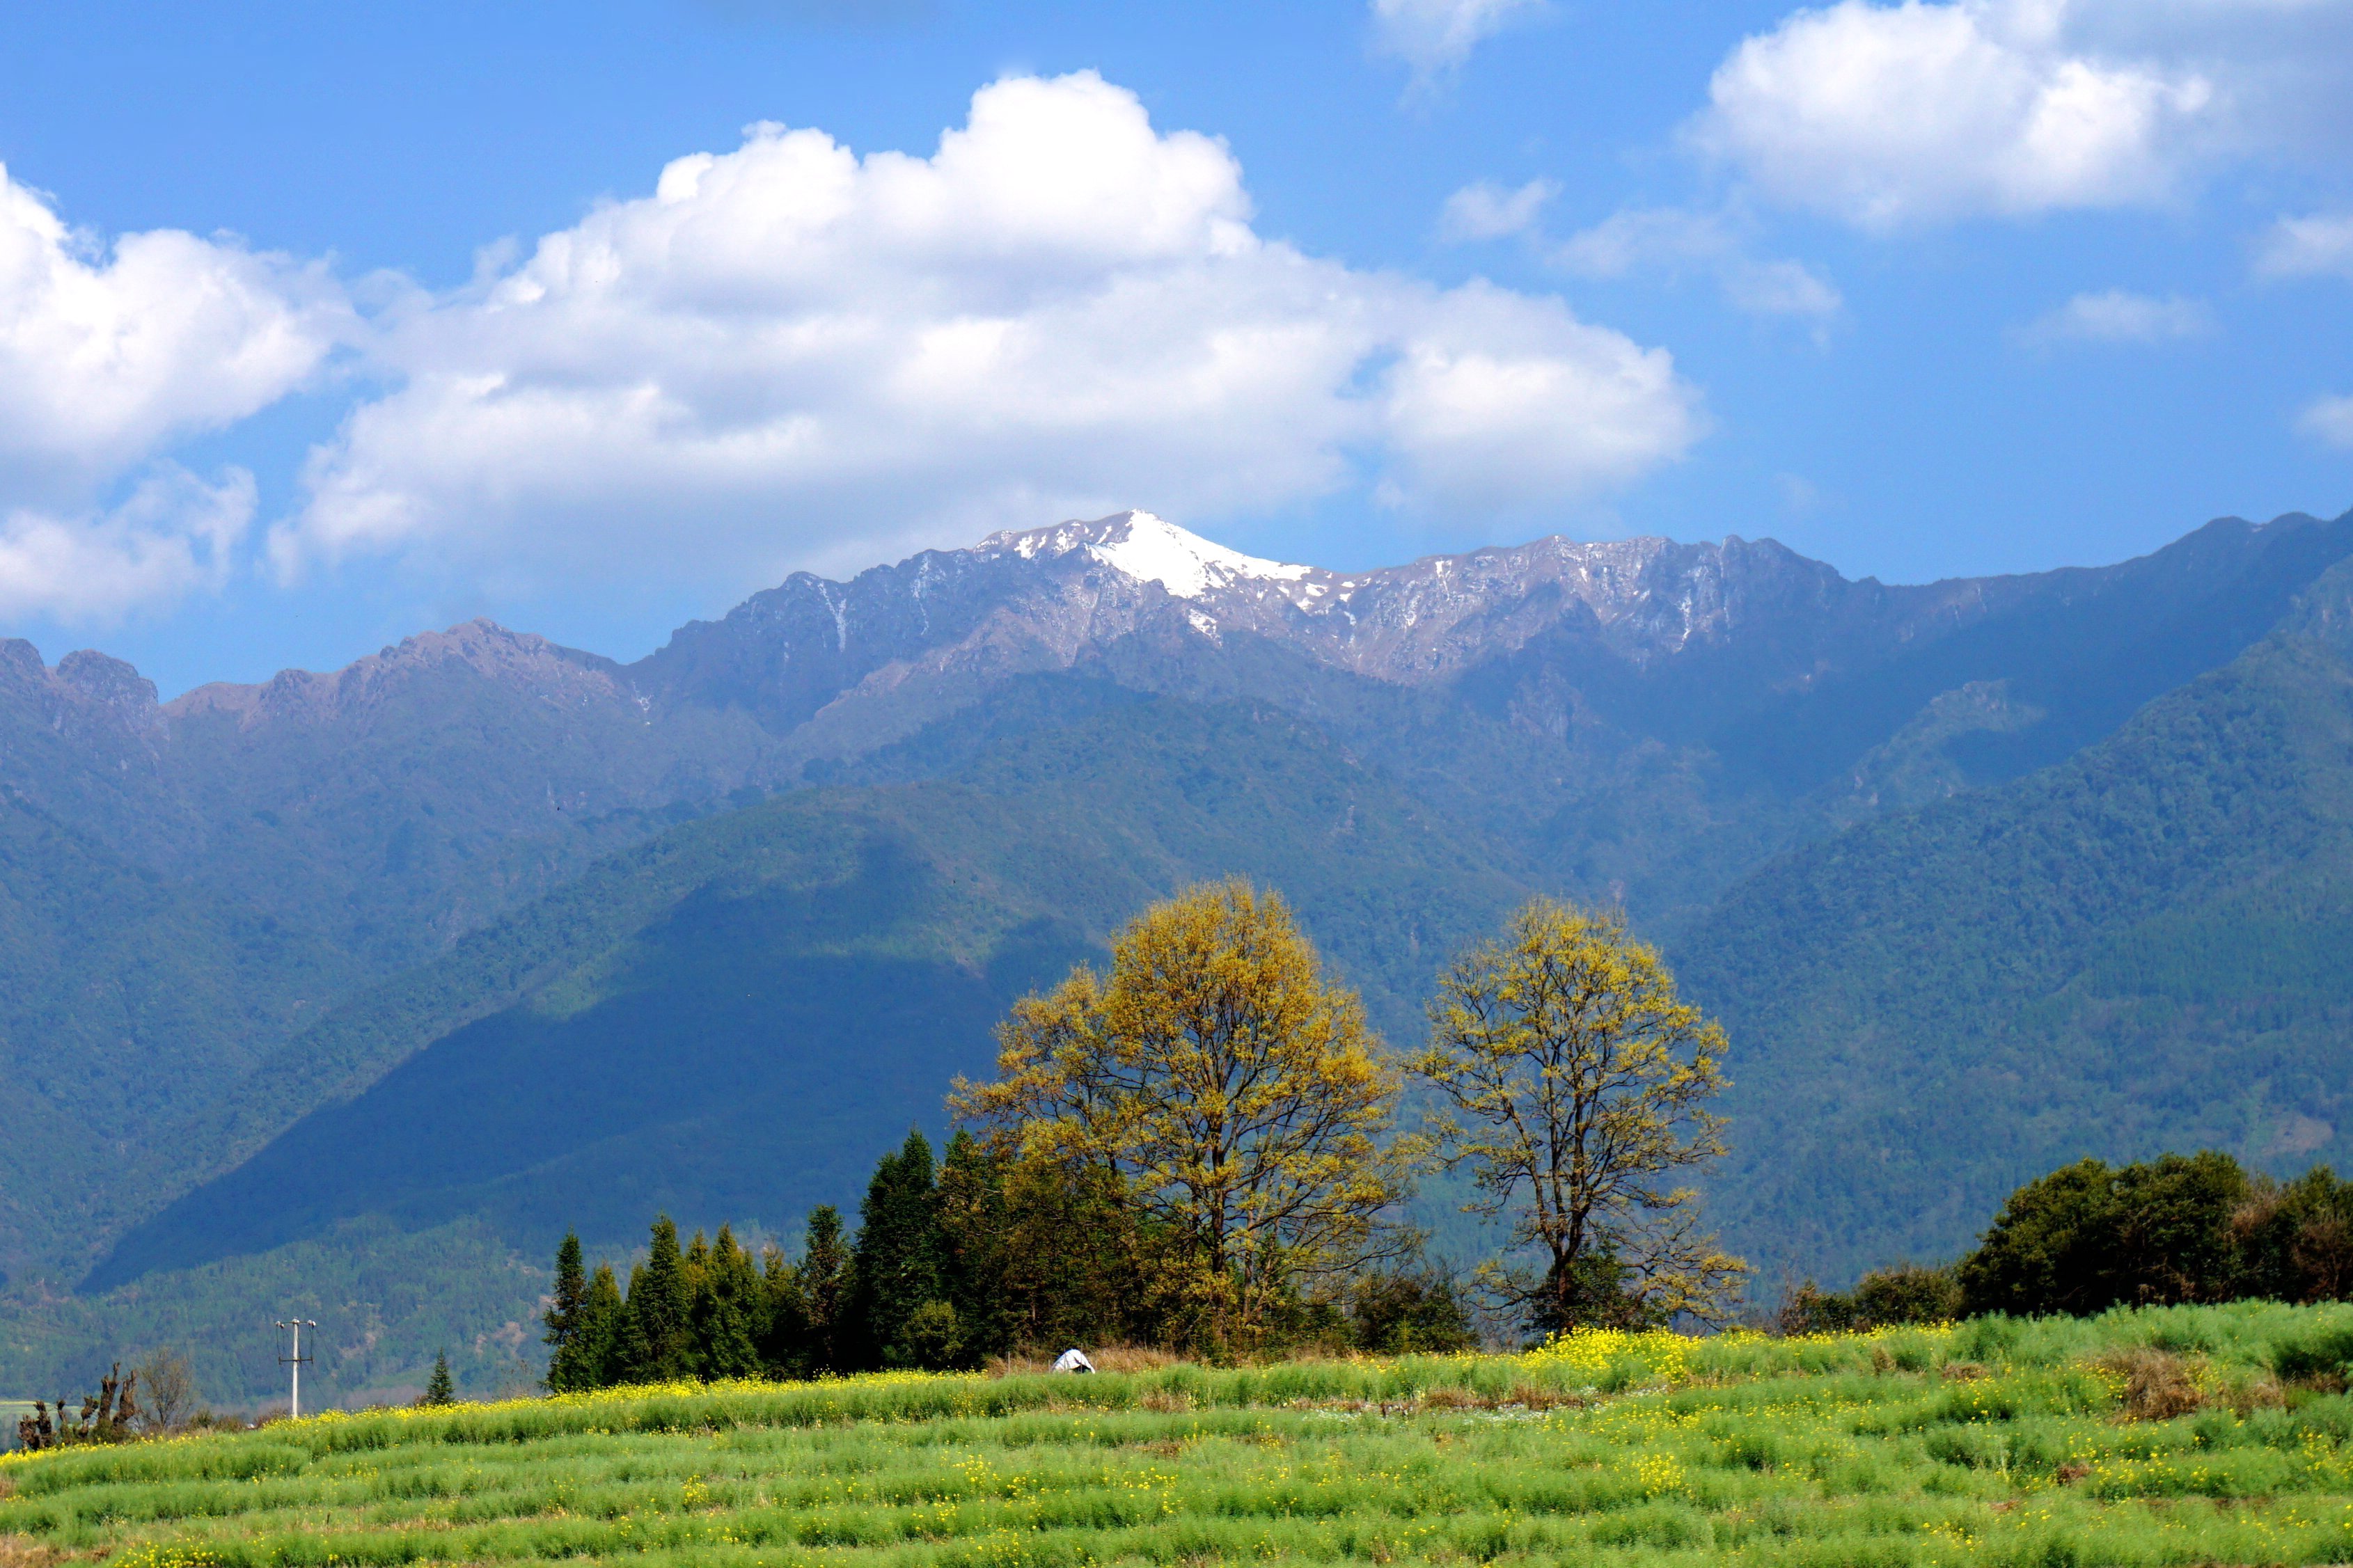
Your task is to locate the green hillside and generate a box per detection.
[0,792,354,1291]
[1685,560,2353,1283]
[70,684,1526,1362]
[15,1306,2353,1567]
[0,631,768,1294]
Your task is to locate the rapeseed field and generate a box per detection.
[11,1304,2353,1567]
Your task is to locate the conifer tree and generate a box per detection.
[624,1215,693,1381]
[613,1260,652,1381]
[421,1351,455,1407]
[690,1224,764,1380]
[799,1205,851,1375]
[938,1130,1011,1363]
[849,1130,947,1368]
[759,1243,812,1379]
[543,1232,591,1392]
[577,1262,626,1389]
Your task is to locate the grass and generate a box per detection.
[13,1304,2353,1565]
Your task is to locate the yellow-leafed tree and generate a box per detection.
[1412,898,1747,1333]
[953,878,1410,1344]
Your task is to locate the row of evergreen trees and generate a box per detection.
[543,1128,1474,1389]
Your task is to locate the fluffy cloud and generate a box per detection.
[2256,212,2353,280]
[1552,207,1843,320]
[1694,0,2219,228]
[1378,282,1701,512]
[1369,0,1546,79]
[0,466,255,621]
[0,163,346,617]
[1438,178,1558,241]
[285,72,1700,594]
[2300,394,2353,449]
[2015,289,2214,345]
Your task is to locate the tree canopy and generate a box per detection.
[1411,898,1745,1333]
[954,878,1411,1344]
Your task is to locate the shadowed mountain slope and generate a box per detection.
[86,683,1528,1291]
[1684,555,2353,1283]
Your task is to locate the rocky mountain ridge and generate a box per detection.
[7,502,2343,935]
[16,506,2327,765]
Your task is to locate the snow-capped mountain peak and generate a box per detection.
[985,510,1316,601]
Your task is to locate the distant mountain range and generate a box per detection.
[6,504,2350,1399]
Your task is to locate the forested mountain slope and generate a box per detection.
[4,503,2352,1399]
[86,684,1528,1293]
[1685,555,2353,1283]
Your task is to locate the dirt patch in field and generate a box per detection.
[0,1536,104,1567]
[2102,1349,2205,1421]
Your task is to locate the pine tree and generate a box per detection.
[849,1130,947,1368]
[799,1205,851,1375]
[690,1224,764,1381]
[543,1232,590,1392]
[759,1243,812,1379]
[614,1262,653,1381]
[679,1228,713,1376]
[578,1262,626,1388]
[938,1130,1011,1363]
[420,1351,455,1407]
[624,1215,693,1381]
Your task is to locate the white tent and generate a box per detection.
[1051,1348,1096,1374]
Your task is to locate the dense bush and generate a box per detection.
[1777,1263,1962,1333]
[1952,1153,2353,1320]
[1346,1269,1475,1354]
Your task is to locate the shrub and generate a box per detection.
[1350,1269,1474,1354]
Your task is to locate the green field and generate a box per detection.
[13,1306,2353,1567]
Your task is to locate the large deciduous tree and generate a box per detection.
[954,878,1408,1343]
[1411,898,1745,1335]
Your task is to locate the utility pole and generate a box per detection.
[275,1318,316,1419]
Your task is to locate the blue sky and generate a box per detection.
[2,0,2350,693]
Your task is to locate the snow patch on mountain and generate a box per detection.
[1092,512,1312,599]
[986,511,1315,601]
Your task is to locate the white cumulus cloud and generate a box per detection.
[0,162,347,618]
[1694,0,2220,229]
[2299,393,2353,448]
[2015,289,2214,345]
[2256,212,2353,280]
[1378,281,1702,512]
[1370,0,1546,81]
[285,72,1700,596]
